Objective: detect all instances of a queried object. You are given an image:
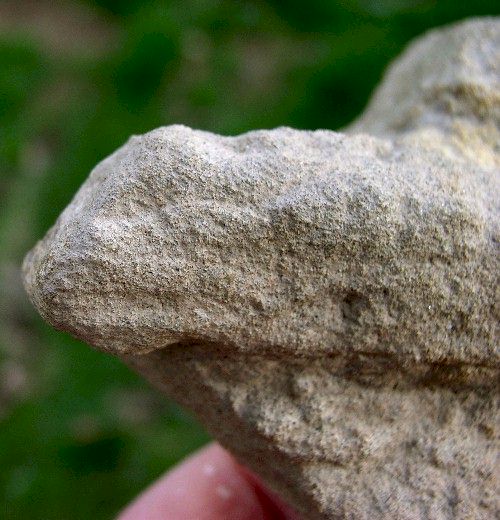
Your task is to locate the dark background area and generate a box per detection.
[1,1,498,518]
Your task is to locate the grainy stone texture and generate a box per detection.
[23,18,499,520]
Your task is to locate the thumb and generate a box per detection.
[117,442,302,520]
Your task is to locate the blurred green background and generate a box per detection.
[1,1,498,518]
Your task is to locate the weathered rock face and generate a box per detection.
[23,18,499,520]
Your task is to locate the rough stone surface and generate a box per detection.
[23,18,499,520]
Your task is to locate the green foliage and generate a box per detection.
[0,1,498,518]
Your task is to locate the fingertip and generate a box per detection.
[117,443,267,520]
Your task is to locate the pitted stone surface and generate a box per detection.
[22,111,498,366]
[23,18,499,520]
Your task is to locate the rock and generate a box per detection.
[23,18,499,520]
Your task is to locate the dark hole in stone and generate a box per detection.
[341,291,368,323]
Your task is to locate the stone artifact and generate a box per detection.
[23,18,499,519]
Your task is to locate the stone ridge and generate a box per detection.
[350,17,500,169]
[23,122,498,366]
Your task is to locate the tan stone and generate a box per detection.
[23,18,499,519]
